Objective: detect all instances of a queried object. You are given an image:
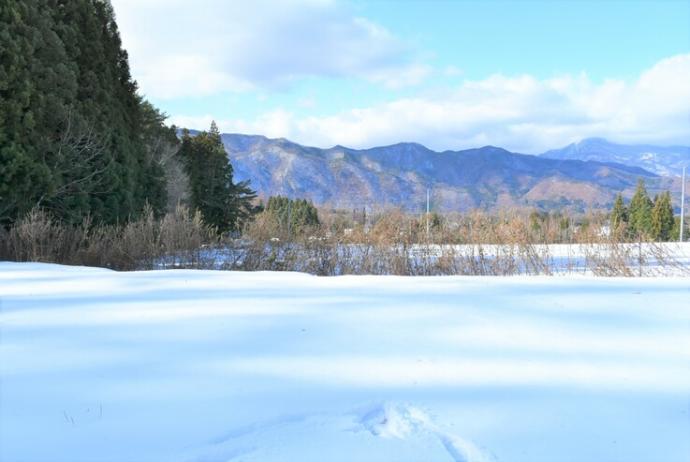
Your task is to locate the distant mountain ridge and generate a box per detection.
[541,138,690,176]
[219,134,672,213]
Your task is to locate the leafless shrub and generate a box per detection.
[0,205,218,270]
[2,209,70,262]
[234,207,688,277]
[3,206,687,276]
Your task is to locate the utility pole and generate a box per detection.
[681,166,686,242]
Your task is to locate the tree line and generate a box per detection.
[610,179,680,241]
[0,0,257,233]
[265,196,319,235]
[1,0,165,225]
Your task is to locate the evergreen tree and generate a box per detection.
[610,193,628,238]
[628,179,653,238]
[651,191,674,241]
[138,99,177,214]
[179,122,257,233]
[265,196,320,236]
[671,216,687,242]
[0,0,171,225]
[0,1,66,222]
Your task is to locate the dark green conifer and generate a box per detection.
[651,191,674,241]
[179,122,257,233]
[1,0,170,225]
[610,193,628,238]
[628,179,653,238]
[265,195,319,236]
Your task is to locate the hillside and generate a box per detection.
[541,138,690,177]
[222,134,664,212]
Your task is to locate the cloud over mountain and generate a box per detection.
[112,1,690,152]
[176,54,690,153]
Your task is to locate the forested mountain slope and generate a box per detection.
[222,134,666,212]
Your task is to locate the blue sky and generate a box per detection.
[358,1,690,80]
[112,0,690,152]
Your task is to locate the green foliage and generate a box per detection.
[651,191,674,241]
[429,212,442,229]
[671,216,687,242]
[179,123,258,233]
[138,99,177,214]
[265,195,320,236]
[610,193,628,236]
[609,184,680,241]
[628,179,653,238]
[0,0,171,226]
[529,210,546,231]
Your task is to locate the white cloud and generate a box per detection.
[366,63,434,90]
[111,0,424,99]
[173,54,690,152]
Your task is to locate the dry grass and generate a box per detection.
[0,205,217,270]
[2,207,687,276]
[235,208,688,276]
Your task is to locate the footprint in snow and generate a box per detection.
[185,402,496,462]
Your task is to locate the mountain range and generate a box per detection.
[220,134,683,213]
[541,137,690,176]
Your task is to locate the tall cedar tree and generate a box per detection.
[651,191,674,241]
[610,193,628,236]
[179,123,257,233]
[628,179,653,238]
[0,0,167,225]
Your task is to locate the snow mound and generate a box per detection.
[187,403,494,462]
[360,403,428,439]
[360,403,494,462]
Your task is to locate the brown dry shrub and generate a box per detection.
[0,205,217,270]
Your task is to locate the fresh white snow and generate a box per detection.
[1,262,689,461]
[165,242,690,276]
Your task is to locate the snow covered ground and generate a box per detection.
[162,241,690,276]
[1,262,689,461]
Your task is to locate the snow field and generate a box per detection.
[1,262,689,461]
